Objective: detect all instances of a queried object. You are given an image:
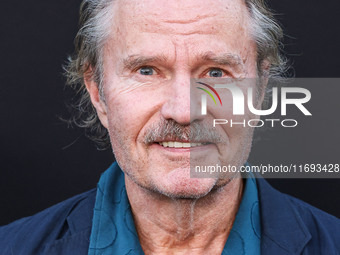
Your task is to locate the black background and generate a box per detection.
[0,0,339,226]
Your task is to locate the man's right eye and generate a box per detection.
[139,66,154,75]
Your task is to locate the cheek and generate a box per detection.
[103,84,163,149]
[105,97,141,143]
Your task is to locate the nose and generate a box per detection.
[160,73,202,125]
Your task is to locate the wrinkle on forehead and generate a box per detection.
[114,0,250,36]
[163,13,214,24]
[145,30,219,36]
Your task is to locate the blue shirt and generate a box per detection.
[88,162,261,255]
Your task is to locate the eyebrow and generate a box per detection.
[123,54,169,71]
[122,52,246,73]
[197,52,245,72]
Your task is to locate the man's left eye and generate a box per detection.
[139,66,154,76]
[208,68,224,78]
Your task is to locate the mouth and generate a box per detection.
[148,140,217,158]
[157,142,211,148]
[152,140,215,154]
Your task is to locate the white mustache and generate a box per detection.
[143,119,224,144]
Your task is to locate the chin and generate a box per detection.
[150,167,219,199]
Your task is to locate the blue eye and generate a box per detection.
[209,69,223,77]
[139,67,154,75]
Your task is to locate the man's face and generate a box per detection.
[96,0,258,198]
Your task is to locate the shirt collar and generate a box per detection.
[222,175,261,255]
[88,162,144,255]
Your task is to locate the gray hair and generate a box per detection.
[64,0,287,149]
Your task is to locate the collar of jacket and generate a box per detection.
[43,189,96,255]
[256,177,312,255]
[44,176,312,255]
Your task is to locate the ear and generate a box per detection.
[84,66,109,129]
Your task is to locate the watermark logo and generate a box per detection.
[196,82,222,115]
[199,82,312,116]
[196,80,312,128]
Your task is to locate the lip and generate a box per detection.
[150,142,216,153]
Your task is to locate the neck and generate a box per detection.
[125,176,244,255]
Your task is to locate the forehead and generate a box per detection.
[106,0,254,65]
[114,0,249,31]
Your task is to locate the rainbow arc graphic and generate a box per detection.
[196,82,222,106]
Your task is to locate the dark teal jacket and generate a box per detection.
[1,169,339,255]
